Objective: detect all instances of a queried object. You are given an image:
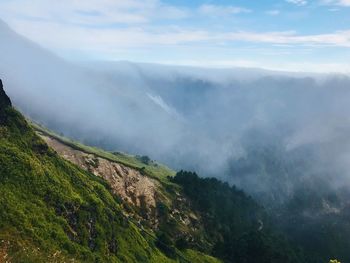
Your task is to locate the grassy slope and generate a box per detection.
[0,87,219,262]
[31,121,185,208]
[29,117,304,263]
[30,121,175,183]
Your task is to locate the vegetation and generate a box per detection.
[0,81,344,262]
[172,171,306,263]
[0,81,219,262]
[31,121,175,183]
[227,139,350,263]
[136,155,152,165]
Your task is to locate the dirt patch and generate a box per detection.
[0,240,11,263]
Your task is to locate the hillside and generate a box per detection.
[0,79,220,262]
[33,123,307,263]
[226,137,350,263]
[0,79,311,262]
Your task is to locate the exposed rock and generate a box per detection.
[38,132,203,235]
[40,134,159,212]
[0,80,11,109]
[0,80,12,125]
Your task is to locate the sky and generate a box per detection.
[0,0,350,73]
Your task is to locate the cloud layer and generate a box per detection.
[2,18,350,206]
[0,0,349,72]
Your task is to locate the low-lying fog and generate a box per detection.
[1,19,350,204]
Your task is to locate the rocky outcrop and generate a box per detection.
[0,80,12,125]
[0,80,11,109]
[40,135,159,214]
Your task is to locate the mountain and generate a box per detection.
[0,18,182,163]
[0,79,310,262]
[0,79,220,262]
[1,20,350,263]
[3,18,350,188]
[227,137,350,262]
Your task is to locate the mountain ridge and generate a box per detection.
[0,80,11,108]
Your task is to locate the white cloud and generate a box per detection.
[198,4,251,16]
[0,0,189,26]
[158,58,350,74]
[147,93,179,117]
[4,15,350,53]
[4,0,349,51]
[321,0,350,6]
[222,30,350,47]
[4,19,211,51]
[0,0,349,74]
[158,59,350,74]
[338,0,350,5]
[266,10,281,15]
[286,0,308,6]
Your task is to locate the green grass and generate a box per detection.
[182,249,222,263]
[30,121,176,183]
[0,105,219,262]
[30,120,182,207]
[30,120,182,206]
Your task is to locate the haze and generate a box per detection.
[1,0,350,204]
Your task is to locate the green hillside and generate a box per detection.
[29,118,306,263]
[0,79,332,263]
[30,120,176,183]
[0,80,220,262]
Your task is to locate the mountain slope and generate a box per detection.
[34,122,347,263]
[32,129,306,263]
[0,79,311,262]
[0,79,221,263]
[0,18,183,163]
[227,137,350,263]
[30,113,308,263]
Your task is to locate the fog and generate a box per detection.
[1,19,350,204]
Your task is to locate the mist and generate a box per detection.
[1,19,350,205]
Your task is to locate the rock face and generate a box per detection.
[40,134,159,214]
[0,79,12,125]
[0,80,11,109]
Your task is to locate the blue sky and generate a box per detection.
[0,0,349,72]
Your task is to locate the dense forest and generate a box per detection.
[172,171,306,263]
